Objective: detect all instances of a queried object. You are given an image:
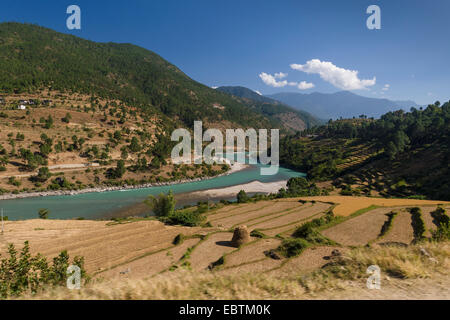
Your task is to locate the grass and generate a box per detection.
[249,229,268,239]
[16,241,449,300]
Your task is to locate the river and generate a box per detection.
[0,163,305,220]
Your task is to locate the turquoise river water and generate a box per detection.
[0,163,305,220]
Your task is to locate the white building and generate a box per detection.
[17,105,27,110]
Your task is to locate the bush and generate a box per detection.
[236,190,249,203]
[164,211,205,227]
[277,238,310,258]
[0,241,87,298]
[32,166,51,182]
[379,211,398,237]
[408,207,426,242]
[144,190,176,217]
[250,229,267,238]
[431,207,450,241]
[38,208,49,219]
[284,177,322,197]
[173,233,185,245]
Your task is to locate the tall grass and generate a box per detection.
[16,241,449,300]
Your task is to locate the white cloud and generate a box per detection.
[212,86,218,89]
[255,90,262,95]
[297,81,315,90]
[259,72,288,88]
[290,59,376,90]
[259,72,314,91]
[382,84,390,91]
[274,72,287,79]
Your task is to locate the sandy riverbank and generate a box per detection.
[188,179,288,199]
[0,162,249,201]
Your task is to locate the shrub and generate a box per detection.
[0,241,87,298]
[379,211,398,237]
[430,207,450,241]
[32,166,51,182]
[144,190,176,217]
[164,211,205,227]
[408,207,426,242]
[250,229,267,238]
[236,190,249,203]
[173,233,185,245]
[38,208,49,219]
[277,238,310,258]
[283,177,322,197]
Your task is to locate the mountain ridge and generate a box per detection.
[267,91,420,120]
[216,86,323,130]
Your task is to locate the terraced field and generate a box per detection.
[1,197,449,282]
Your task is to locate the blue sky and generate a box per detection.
[1,0,449,105]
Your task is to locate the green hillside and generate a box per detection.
[0,22,274,129]
[280,101,450,200]
[216,86,323,131]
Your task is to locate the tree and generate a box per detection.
[120,147,128,160]
[38,208,49,219]
[144,190,176,217]
[286,177,309,194]
[386,141,397,160]
[113,130,122,142]
[237,190,249,203]
[114,160,126,178]
[150,156,161,169]
[43,115,53,129]
[34,166,51,182]
[129,136,141,152]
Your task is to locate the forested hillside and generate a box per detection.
[0,23,274,129]
[280,101,450,200]
[216,86,322,131]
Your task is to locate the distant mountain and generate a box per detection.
[267,91,420,120]
[216,86,323,131]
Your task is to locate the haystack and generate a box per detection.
[231,225,251,247]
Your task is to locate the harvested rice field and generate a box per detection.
[2,196,448,283]
[374,210,415,245]
[321,207,397,246]
[270,246,345,276]
[209,200,304,228]
[297,196,449,216]
[222,238,282,268]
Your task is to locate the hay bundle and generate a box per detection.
[231,225,251,247]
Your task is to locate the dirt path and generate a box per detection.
[314,275,450,300]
